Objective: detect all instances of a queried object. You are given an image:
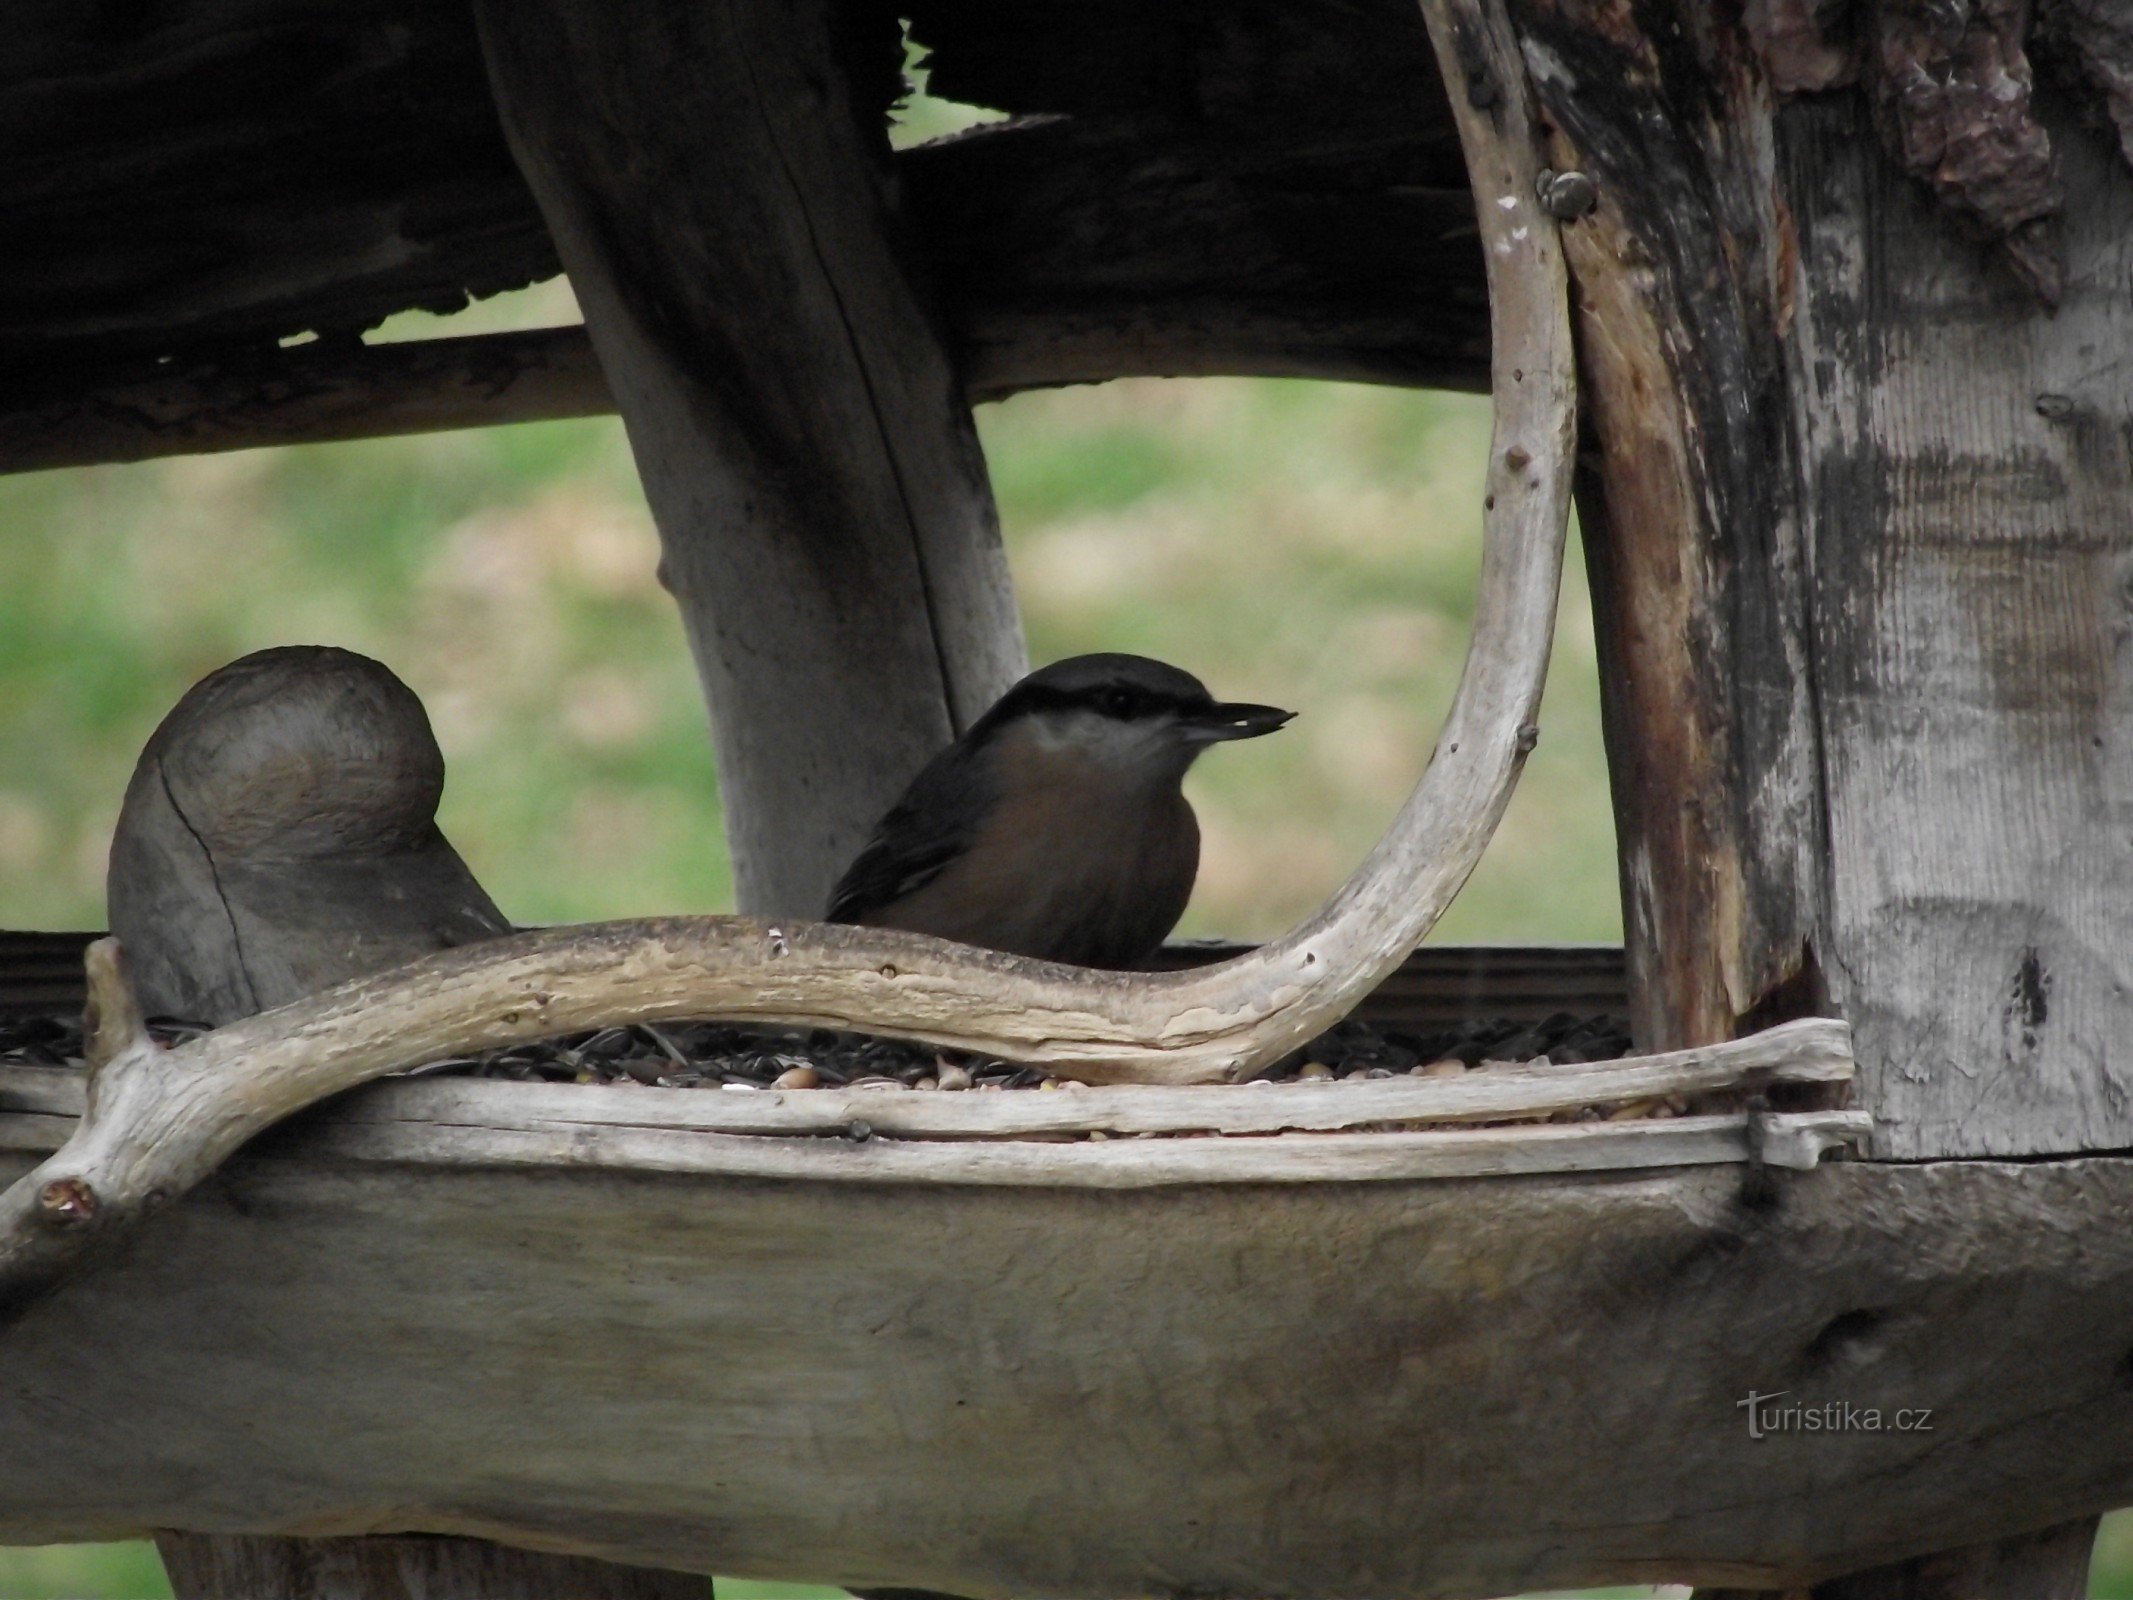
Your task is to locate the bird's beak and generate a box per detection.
[1184,702,1297,743]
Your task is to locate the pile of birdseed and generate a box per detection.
[0,1009,1633,1091]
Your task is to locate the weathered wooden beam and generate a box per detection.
[0,1014,1855,1145]
[1,1138,2128,1597]
[0,0,1486,410]
[0,115,1486,477]
[1516,1,2133,1594]
[0,330,611,476]
[470,0,1025,920]
[0,0,1576,1311]
[1514,0,2133,1157]
[0,243,1488,477]
[2,930,1630,1025]
[155,1533,707,1600]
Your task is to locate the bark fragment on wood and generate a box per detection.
[1865,0,2064,301]
[2,1154,2129,1595]
[1523,0,2133,1158]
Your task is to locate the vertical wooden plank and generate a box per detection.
[472,0,1026,919]
[1517,0,2133,1155]
[1519,0,2129,1591]
[1515,0,1829,1052]
[1781,93,2133,1158]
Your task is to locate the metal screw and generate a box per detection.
[1538,169,1599,219]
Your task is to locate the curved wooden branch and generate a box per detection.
[0,0,1573,1313]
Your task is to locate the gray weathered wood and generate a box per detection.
[1810,1517,2101,1599]
[106,648,509,1026]
[0,0,1580,1309]
[471,0,1027,919]
[0,1058,1869,1182]
[1515,1,2133,1159]
[98,648,691,1599]
[1782,94,2133,1159]
[0,935,1633,1027]
[0,1146,2128,1597]
[0,1015,1852,1140]
[0,330,614,477]
[156,1533,706,1600]
[1,0,1485,400]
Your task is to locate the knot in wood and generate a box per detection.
[1515,722,1540,754]
[1537,169,1598,220]
[37,1177,98,1228]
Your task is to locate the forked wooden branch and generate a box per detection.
[0,0,1575,1310]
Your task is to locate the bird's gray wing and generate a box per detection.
[826,744,995,924]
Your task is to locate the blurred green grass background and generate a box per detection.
[1,90,2126,1597]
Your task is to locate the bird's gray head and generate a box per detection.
[972,653,1295,781]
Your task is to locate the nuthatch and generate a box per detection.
[828,653,1294,969]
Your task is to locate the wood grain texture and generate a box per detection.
[1519,0,2133,1158]
[3,932,1632,1026]
[1516,0,1827,1054]
[0,329,613,476]
[0,1150,2128,1596]
[0,1030,1870,1183]
[472,0,1025,920]
[105,648,510,1027]
[0,1015,1852,1140]
[0,0,1578,1308]
[0,0,1488,457]
[156,1533,707,1600]
[1780,92,2133,1158]
[1807,1516,2101,1599]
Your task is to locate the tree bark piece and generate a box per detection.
[471,0,1025,918]
[2,1148,2129,1596]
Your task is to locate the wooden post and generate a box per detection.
[470,0,1026,920]
[1518,0,2132,1590]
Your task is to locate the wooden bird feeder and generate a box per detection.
[5,0,2133,1596]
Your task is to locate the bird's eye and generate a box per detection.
[1099,687,1135,718]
